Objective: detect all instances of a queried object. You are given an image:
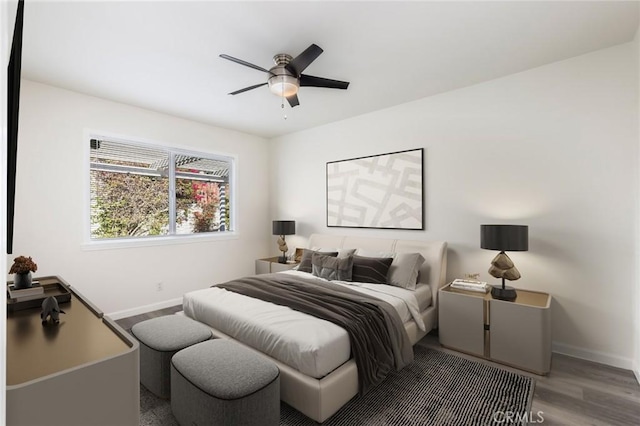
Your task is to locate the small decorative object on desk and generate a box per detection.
[41,296,65,325]
[7,276,72,313]
[451,278,489,293]
[9,255,38,289]
[7,281,43,299]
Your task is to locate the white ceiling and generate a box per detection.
[21,1,639,139]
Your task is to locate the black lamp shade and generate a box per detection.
[481,225,528,251]
[272,220,295,236]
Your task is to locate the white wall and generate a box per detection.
[270,43,638,368]
[8,80,272,316]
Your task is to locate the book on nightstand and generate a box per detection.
[451,279,489,293]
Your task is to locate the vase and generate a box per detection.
[13,272,32,289]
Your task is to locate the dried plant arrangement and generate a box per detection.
[9,256,38,274]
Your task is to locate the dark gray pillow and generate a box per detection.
[351,255,394,284]
[311,252,353,281]
[298,249,338,273]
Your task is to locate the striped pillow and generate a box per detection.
[298,249,338,273]
[351,255,394,285]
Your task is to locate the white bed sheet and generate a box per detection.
[414,283,433,312]
[182,270,428,379]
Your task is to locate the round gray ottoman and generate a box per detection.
[131,315,212,399]
[171,339,280,426]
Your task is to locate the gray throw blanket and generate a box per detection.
[216,273,413,395]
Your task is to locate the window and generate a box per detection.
[89,137,233,241]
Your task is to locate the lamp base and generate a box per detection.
[278,253,287,264]
[491,285,517,302]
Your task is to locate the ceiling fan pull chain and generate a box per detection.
[281,90,287,120]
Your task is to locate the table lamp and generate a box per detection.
[480,224,528,301]
[272,220,295,263]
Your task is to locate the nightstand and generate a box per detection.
[255,257,299,274]
[438,283,551,374]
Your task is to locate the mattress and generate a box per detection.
[182,270,428,379]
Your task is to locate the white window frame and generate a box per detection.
[82,130,238,250]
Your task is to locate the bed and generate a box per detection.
[182,234,448,422]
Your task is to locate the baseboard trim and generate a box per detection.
[552,341,633,370]
[107,297,183,320]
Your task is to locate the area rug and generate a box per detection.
[140,346,535,426]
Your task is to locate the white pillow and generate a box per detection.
[354,250,425,290]
[355,249,395,258]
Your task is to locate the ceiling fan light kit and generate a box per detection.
[268,54,299,97]
[220,44,350,108]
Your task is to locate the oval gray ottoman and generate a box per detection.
[171,339,280,426]
[131,315,212,399]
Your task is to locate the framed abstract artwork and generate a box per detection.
[326,148,424,229]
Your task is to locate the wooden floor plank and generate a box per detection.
[583,387,640,417]
[531,400,612,426]
[534,377,584,400]
[535,385,636,426]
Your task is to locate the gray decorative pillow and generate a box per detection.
[389,253,426,290]
[351,255,393,284]
[311,253,353,281]
[298,249,338,273]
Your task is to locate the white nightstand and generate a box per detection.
[438,283,552,375]
[255,257,299,274]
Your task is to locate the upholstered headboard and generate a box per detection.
[307,234,448,307]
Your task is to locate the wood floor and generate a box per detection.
[115,306,640,426]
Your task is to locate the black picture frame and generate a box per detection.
[326,148,424,230]
[7,0,25,254]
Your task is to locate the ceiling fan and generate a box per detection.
[220,44,349,108]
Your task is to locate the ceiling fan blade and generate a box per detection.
[220,54,273,75]
[286,94,300,108]
[286,44,323,76]
[228,82,268,95]
[300,74,350,90]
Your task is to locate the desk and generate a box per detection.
[6,276,139,426]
